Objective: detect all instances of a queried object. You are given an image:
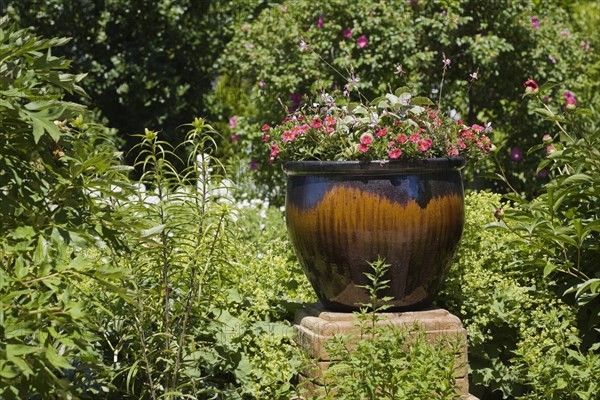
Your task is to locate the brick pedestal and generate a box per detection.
[294,303,476,399]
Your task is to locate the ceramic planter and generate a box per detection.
[284,158,465,312]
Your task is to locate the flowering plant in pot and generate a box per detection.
[263,86,494,312]
[263,89,493,163]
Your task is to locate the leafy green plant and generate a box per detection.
[94,119,246,399]
[0,17,130,398]
[495,81,599,325]
[1,0,273,164]
[263,88,493,162]
[439,191,600,399]
[311,259,461,400]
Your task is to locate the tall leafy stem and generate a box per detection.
[490,83,600,322]
[115,119,233,399]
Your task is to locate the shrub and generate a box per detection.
[314,260,462,399]
[0,17,129,398]
[439,191,600,399]
[501,83,600,334]
[1,0,272,165]
[211,0,597,201]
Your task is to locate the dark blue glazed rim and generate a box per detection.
[283,157,466,176]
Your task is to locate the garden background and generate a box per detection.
[0,0,599,399]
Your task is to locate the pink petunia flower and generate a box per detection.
[357,35,368,49]
[397,133,408,143]
[388,148,402,159]
[324,116,337,127]
[471,124,484,133]
[447,145,459,156]
[310,117,322,129]
[417,139,431,152]
[531,17,540,29]
[461,129,475,140]
[360,133,373,145]
[282,130,295,142]
[375,127,387,137]
[358,143,369,153]
[270,144,280,157]
[409,132,421,143]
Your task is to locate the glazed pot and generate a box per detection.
[284,158,465,312]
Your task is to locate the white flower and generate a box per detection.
[299,39,309,52]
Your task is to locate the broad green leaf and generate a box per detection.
[393,86,411,96]
[539,81,560,92]
[0,364,20,379]
[10,226,35,239]
[543,261,558,278]
[14,256,28,279]
[7,344,40,357]
[45,346,74,370]
[32,119,45,143]
[409,96,434,106]
[33,236,47,264]
[562,173,592,185]
[140,224,166,238]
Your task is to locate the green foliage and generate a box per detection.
[218,201,313,398]
[313,260,461,399]
[0,0,271,164]
[212,0,598,199]
[226,202,315,321]
[318,323,462,400]
[92,121,312,399]
[498,87,600,326]
[0,19,305,397]
[0,17,129,398]
[439,191,600,399]
[96,120,243,399]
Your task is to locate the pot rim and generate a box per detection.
[283,157,466,176]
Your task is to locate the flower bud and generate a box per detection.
[523,79,539,94]
[494,209,504,220]
[542,134,552,143]
[564,91,577,110]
